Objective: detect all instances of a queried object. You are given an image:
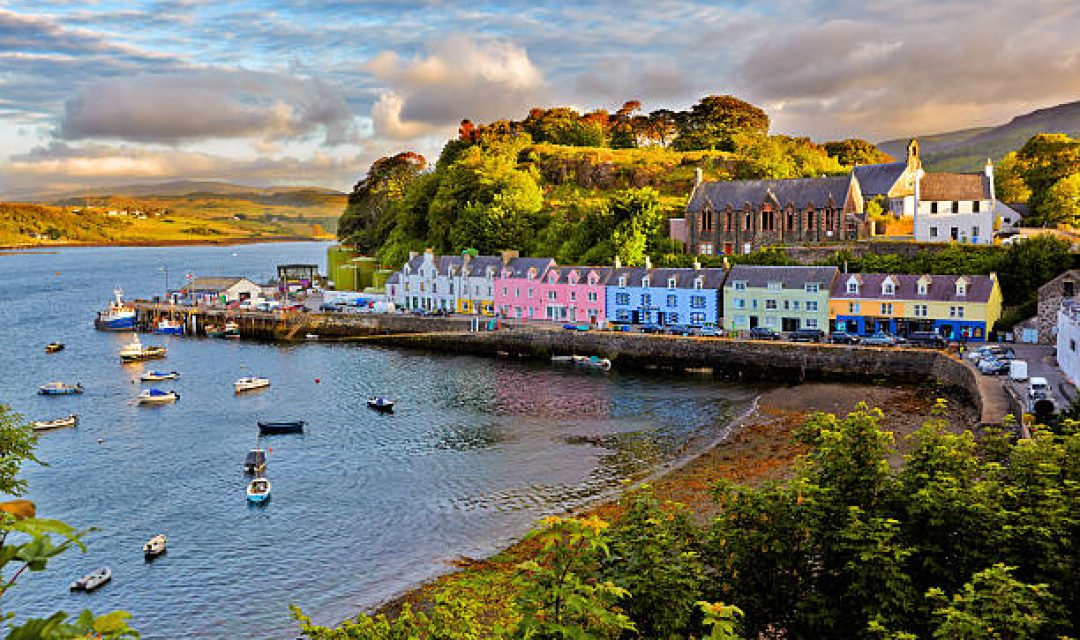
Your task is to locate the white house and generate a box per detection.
[914,161,1011,245]
[1056,299,1080,386]
[392,250,504,313]
[181,277,263,304]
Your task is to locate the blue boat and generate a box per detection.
[154,319,184,335]
[246,477,271,503]
[38,382,83,396]
[94,289,136,331]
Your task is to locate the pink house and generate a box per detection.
[540,266,611,325]
[494,257,557,320]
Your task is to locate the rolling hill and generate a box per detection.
[878,100,1080,172]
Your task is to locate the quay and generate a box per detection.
[130,301,1007,425]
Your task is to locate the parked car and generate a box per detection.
[1029,377,1051,400]
[906,331,948,349]
[788,328,825,343]
[978,357,1010,375]
[748,326,780,340]
[862,332,900,347]
[967,345,1016,362]
[319,302,340,312]
[828,331,861,345]
[697,326,721,337]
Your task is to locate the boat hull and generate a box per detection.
[154,326,184,335]
[31,415,78,431]
[95,315,136,331]
[257,421,304,435]
[38,386,83,396]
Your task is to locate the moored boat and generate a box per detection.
[234,376,270,393]
[205,324,226,338]
[367,397,395,413]
[257,420,305,435]
[31,414,78,431]
[154,319,184,335]
[143,534,167,560]
[94,289,136,331]
[550,355,575,364]
[138,388,179,404]
[38,382,83,396]
[70,567,112,592]
[243,447,267,474]
[224,321,240,339]
[119,334,167,363]
[246,477,271,503]
[581,356,612,370]
[140,370,179,382]
[45,342,65,353]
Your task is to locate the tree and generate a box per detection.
[673,95,769,152]
[824,139,894,166]
[1009,134,1080,225]
[993,151,1031,203]
[927,564,1060,640]
[733,134,843,180]
[338,152,426,252]
[1041,172,1080,227]
[640,110,679,147]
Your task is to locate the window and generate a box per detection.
[848,302,861,314]
[752,299,759,309]
[805,319,818,329]
[973,201,981,213]
[917,282,928,295]
[806,301,818,312]
[1065,281,1076,298]
[956,282,967,296]
[881,303,893,315]
[618,276,627,288]
[930,202,938,214]
[949,306,965,318]
[694,278,704,290]
[1072,339,1076,352]
[847,281,859,294]
[501,287,507,297]
[641,293,652,306]
[668,278,677,289]
[765,299,778,310]
[642,277,650,288]
[690,312,705,324]
[952,201,960,213]
[547,291,557,301]
[569,291,577,302]
[587,291,598,302]
[930,227,938,238]
[734,315,747,326]
[616,292,630,305]
[882,281,895,295]
[515,288,521,298]
[972,226,980,239]
[698,243,714,255]
[733,281,746,291]
[764,316,778,327]
[734,298,747,309]
[669,312,681,324]
[783,300,790,310]
[691,295,706,309]
[767,281,782,292]
[914,304,927,317]
[804,283,819,293]
[527,289,534,299]
[617,310,630,321]
[666,294,677,307]
[792,300,801,311]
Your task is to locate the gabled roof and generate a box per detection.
[553,266,613,285]
[688,176,851,212]
[501,257,556,279]
[726,265,838,289]
[853,162,906,197]
[830,273,996,303]
[608,267,649,286]
[646,267,727,289]
[187,276,254,291]
[385,272,400,285]
[920,173,991,201]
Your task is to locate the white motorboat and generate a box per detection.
[31,414,78,431]
[138,388,179,404]
[246,477,271,503]
[551,355,576,363]
[140,371,179,381]
[70,567,111,591]
[143,534,167,560]
[234,376,270,393]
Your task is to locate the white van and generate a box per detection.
[1028,377,1050,399]
[1008,360,1028,382]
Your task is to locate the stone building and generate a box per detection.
[913,162,1009,245]
[1037,269,1080,343]
[853,139,923,217]
[684,175,862,256]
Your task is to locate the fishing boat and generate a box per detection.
[234,376,270,393]
[154,319,184,335]
[224,321,240,339]
[243,442,267,474]
[143,534,167,560]
[367,397,395,413]
[70,567,112,592]
[45,342,65,353]
[94,289,137,331]
[205,324,227,338]
[119,334,167,363]
[38,382,83,396]
[137,388,179,404]
[257,420,305,435]
[31,414,78,431]
[140,371,179,382]
[246,477,271,503]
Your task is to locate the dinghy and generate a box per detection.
[234,376,270,393]
[257,420,305,435]
[246,477,271,503]
[137,388,179,404]
[367,397,395,413]
[70,567,111,592]
[143,534,167,560]
[140,371,179,382]
[31,414,78,431]
[45,342,65,353]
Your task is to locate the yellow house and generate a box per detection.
[829,273,1003,341]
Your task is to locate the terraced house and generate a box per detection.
[829,273,1003,341]
[537,266,612,325]
[493,255,559,320]
[723,265,837,333]
[390,250,502,313]
[605,260,726,329]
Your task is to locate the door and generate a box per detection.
[749,316,759,329]
[782,317,799,332]
[631,310,640,324]
[950,227,959,241]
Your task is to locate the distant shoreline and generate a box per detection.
[0,235,334,252]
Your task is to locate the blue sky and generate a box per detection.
[1,0,1078,196]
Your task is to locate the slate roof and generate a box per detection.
[551,266,613,285]
[920,173,991,201]
[502,257,556,279]
[458,255,503,277]
[688,176,851,212]
[606,267,727,289]
[725,265,838,289]
[608,267,649,287]
[830,273,996,303]
[853,162,906,197]
[385,272,400,285]
[187,277,254,291]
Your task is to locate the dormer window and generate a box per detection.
[668,277,677,289]
[527,269,536,281]
[588,273,598,285]
[846,280,859,294]
[956,281,967,296]
[694,277,704,290]
[549,272,558,284]
[642,277,650,288]
[917,276,931,296]
[882,280,895,296]
[618,276,627,288]
[767,281,781,292]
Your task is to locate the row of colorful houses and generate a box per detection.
[385,250,1003,341]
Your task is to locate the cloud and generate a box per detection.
[573,58,696,105]
[56,69,358,145]
[365,36,545,140]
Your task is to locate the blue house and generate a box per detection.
[605,261,726,330]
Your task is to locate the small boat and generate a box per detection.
[580,356,612,370]
[154,319,184,335]
[234,377,270,393]
[45,342,65,353]
[246,477,271,503]
[38,382,83,396]
[367,397,395,413]
[140,371,179,382]
[257,420,305,435]
[205,325,226,338]
[143,534,167,560]
[243,447,267,474]
[70,567,111,592]
[137,388,179,404]
[94,288,136,331]
[119,334,167,363]
[550,355,576,364]
[31,414,78,431]
[224,321,240,339]
[305,333,319,341]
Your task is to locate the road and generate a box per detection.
[1004,343,1075,412]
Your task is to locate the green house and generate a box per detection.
[723,265,838,333]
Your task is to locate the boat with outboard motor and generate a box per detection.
[246,477,271,503]
[119,334,167,363]
[137,388,178,404]
[45,342,65,353]
[70,567,111,592]
[367,397,395,413]
[94,289,136,331]
[31,414,78,431]
[234,376,270,393]
[154,319,184,335]
[257,420,304,435]
[38,382,83,396]
[143,534,167,560]
[140,371,179,382]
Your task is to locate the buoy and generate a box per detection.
[97,438,104,444]
[315,378,320,384]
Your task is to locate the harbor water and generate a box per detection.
[0,242,763,638]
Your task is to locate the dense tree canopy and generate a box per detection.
[824,138,895,166]
[994,134,1080,226]
[337,151,426,252]
[672,95,770,152]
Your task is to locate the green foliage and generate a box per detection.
[0,404,41,496]
[994,152,1032,203]
[732,134,844,180]
[601,488,706,638]
[338,152,426,252]
[927,564,1060,640]
[7,610,139,639]
[1004,133,1080,225]
[698,602,744,640]
[513,515,634,639]
[291,598,481,640]
[673,95,770,152]
[824,139,894,166]
[1042,172,1080,227]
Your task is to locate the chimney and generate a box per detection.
[408,251,419,260]
[694,167,703,186]
[500,249,519,266]
[722,256,730,270]
[843,260,849,274]
[614,255,622,269]
[693,260,701,270]
[644,256,652,270]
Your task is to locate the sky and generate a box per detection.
[1,0,1078,197]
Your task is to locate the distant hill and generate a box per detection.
[40,180,343,202]
[878,100,1080,172]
